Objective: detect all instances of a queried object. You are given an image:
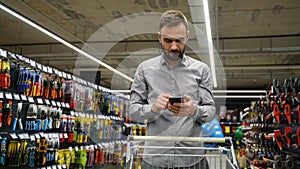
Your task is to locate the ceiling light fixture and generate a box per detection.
[214,95,264,99]
[212,90,267,94]
[0,3,134,83]
[203,0,217,88]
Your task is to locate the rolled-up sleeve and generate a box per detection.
[129,64,160,123]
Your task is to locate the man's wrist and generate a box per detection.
[151,104,159,113]
[191,104,198,116]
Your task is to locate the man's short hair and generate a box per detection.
[159,10,189,32]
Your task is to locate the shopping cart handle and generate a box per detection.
[129,135,231,143]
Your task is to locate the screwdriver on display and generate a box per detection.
[12,102,23,132]
[0,138,6,165]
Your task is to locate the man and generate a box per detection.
[129,10,215,169]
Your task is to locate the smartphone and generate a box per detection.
[169,97,184,105]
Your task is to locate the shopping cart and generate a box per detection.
[126,136,239,169]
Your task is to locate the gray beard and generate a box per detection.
[162,49,184,61]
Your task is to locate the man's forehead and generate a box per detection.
[159,26,188,38]
[160,34,186,39]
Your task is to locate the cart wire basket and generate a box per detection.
[126,136,239,169]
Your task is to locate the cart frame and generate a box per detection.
[126,136,239,169]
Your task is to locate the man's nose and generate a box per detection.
[170,41,178,50]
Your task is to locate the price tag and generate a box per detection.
[62,164,67,169]
[53,68,57,74]
[75,146,79,151]
[5,93,12,99]
[0,49,7,58]
[24,58,30,64]
[21,95,27,101]
[57,165,62,169]
[0,92,3,99]
[23,133,30,139]
[44,99,50,105]
[10,133,18,139]
[67,74,71,79]
[75,112,79,116]
[36,63,42,70]
[8,52,16,59]
[43,65,48,72]
[48,67,53,74]
[28,97,35,103]
[18,133,25,139]
[58,71,62,77]
[65,103,70,108]
[51,100,57,106]
[30,135,35,141]
[35,133,41,139]
[30,60,36,67]
[69,146,72,152]
[64,133,68,138]
[45,134,49,139]
[13,93,20,100]
[37,98,44,104]
[47,166,51,169]
[52,165,57,169]
[62,72,67,78]
[61,102,66,107]
[70,111,75,116]
[16,54,22,60]
[40,132,45,138]
[56,102,61,107]
[59,133,63,139]
[54,133,59,138]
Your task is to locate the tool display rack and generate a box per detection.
[0,48,146,169]
[237,77,300,169]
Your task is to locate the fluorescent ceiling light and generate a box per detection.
[213,90,267,94]
[214,95,264,99]
[0,3,134,83]
[203,0,217,88]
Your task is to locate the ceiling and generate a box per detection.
[0,0,299,95]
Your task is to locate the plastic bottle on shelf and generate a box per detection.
[226,111,232,122]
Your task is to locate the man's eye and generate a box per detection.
[164,39,172,43]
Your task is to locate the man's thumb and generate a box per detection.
[184,95,191,102]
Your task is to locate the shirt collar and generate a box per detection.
[160,53,188,67]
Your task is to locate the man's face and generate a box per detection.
[158,23,188,61]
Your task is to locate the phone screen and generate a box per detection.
[169,97,184,105]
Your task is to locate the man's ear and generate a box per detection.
[186,31,189,41]
[158,32,162,43]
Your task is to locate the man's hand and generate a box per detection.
[151,94,172,113]
[168,95,197,116]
